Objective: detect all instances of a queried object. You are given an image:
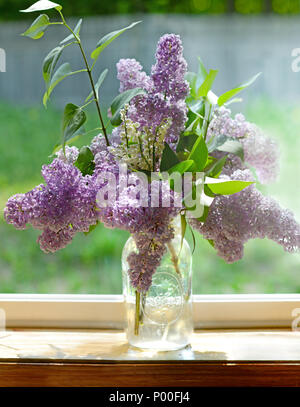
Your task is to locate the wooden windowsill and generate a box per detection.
[1,328,300,387]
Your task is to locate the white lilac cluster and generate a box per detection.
[109,108,171,171]
[55,146,79,165]
[190,169,300,263]
[207,107,279,184]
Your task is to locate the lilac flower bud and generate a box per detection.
[117,58,152,92]
[151,34,189,101]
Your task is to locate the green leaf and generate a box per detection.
[62,103,86,148]
[206,155,227,177]
[207,133,228,153]
[203,156,216,170]
[42,45,63,85]
[207,239,215,248]
[186,58,208,98]
[205,177,254,195]
[84,221,99,236]
[195,205,210,223]
[43,63,82,107]
[160,142,180,172]
[51,133,81,154]
[187,99,204,118]
[60,18,82,44]
[110,87,146,126]
[225,97,243,106]
[188,136,208,172]
[207,134,244,161]
[185,117,201,134]
[21,14,50,39]
[217,139,244,161]
[20,0,62,12]
[52,128,102,156]
[85,69,108,102]
[185,72,197,96]
[91,21,141,61]
[189,225,196,255]
[185,109,197,128]
[197,69,218,98]
[168,160,194,175]
[196,56,208,90]
[204,184,216,198]
[218,72,261,106]
[176,133,198,153]
[179,213,187,255]
[74,146,95,176]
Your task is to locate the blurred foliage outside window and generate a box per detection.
[1,0,300,20]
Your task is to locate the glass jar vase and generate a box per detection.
[122,232,193,351]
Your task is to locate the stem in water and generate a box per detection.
[167,242,181,275]
[134,290,141,336]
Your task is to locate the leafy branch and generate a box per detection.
[56,8,110,145]
[20,0,141,149]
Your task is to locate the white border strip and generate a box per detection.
[0,294,299,329]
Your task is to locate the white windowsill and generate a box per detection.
[0,293,299,330]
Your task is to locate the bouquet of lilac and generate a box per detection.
[4,1,300,299]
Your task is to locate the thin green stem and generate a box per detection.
[140,293,146,325]
[138,135,151,171]
[70,69,88,75]
[203,102,212,141]
[123,111,129,149]
[134,290,141,336]
[91,58,98,72]
[62,40,79,48]
[167,242,181,275]
[57,9,110,146]
[80,98,97,110]
[152,129,158,172]
[81,127,103,137]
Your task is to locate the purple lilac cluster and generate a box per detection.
[91,149,180,291]
[151,34,189,101]
[4,139,177,277]
[115,34,189,148]
[116,182,180,291]
[190,169,300,263]
[117,58,153,93]
[3,128,178,282]
[127,226,175,292]
[207,107,279,184]
[4,152,99,253]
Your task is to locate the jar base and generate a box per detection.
[128,339,191,352]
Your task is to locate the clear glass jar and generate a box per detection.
[122,229,193,351]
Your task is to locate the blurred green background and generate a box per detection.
[2,0,300,18]
[0,100,300,294]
